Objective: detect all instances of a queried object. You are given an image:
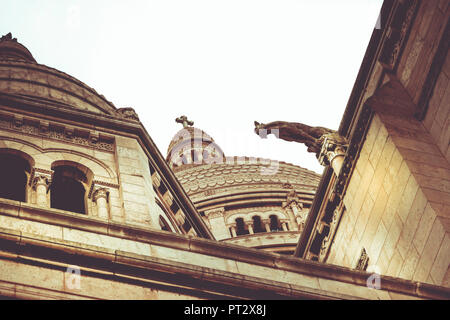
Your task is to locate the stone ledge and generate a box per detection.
[0,222,449,299]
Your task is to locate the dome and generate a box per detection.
[0,33,121,117]
[167,118,225,169]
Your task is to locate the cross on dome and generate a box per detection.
[175,115,194,128]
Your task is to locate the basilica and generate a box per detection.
[0,0,448,299]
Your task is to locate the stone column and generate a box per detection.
[229,223,237,237]
[93,187,110,219]
[263,219,271,232]
[282,190,303,231]
[317,134,348,176]
[204,207,229,240]
[31,172,52,207]
[245,221,254,234]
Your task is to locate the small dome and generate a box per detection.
[167,119,225,169]
[0,33,118,116]
[0,33,36,63]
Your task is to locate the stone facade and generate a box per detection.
[297,0,450,290]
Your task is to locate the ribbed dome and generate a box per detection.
[0,33,36,63]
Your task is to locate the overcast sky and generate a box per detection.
[1,0,383,173]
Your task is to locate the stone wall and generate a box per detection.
[328,110,449,287]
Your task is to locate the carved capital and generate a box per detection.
[31,174,52,191]
[318,133,348,165]
[93,187,109,202]
[88,180,119,199]
[204,208,225,219]
[30,168,53,192]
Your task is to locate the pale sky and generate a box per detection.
[1,0,383,173]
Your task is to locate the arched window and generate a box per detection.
[270,215,282,232]
[252,216,265,233]
[50,165,87,214]
[0,152,31,202]
[235,218,249,236]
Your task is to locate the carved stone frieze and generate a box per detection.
[0,112,115,152]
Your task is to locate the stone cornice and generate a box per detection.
[1,198,449,300]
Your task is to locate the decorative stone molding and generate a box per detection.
[319,205,344,262]
[355,248,370,271]
[378,0,419,71]
[0,112,115,152]
[116,107,140,121]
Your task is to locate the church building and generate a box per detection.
[0,0,448,299]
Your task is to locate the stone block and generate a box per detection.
[386,250,404,278]
[430,234,450,285]
[413,203,437,254]
[0,259,64,292]
[398,245,420,280]
[413,219,445,282]
[406,160,450,181]
[62,228,151,257]
[422,188,450,206]
[396,175,419,224]
[382,213,403,262]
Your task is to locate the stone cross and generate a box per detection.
[175,115,194,128]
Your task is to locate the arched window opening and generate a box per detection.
[182,217,192,233]
[252,216,265,233]
[0,153,30,202]
[170,200,180,215]
[235,218,249,236]
[51,165,87,214]
[158,181,167,195]
[159,215,173,232]
[270,215,282,232]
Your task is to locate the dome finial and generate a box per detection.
[1,33,17,42]
[175,115,194,128]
